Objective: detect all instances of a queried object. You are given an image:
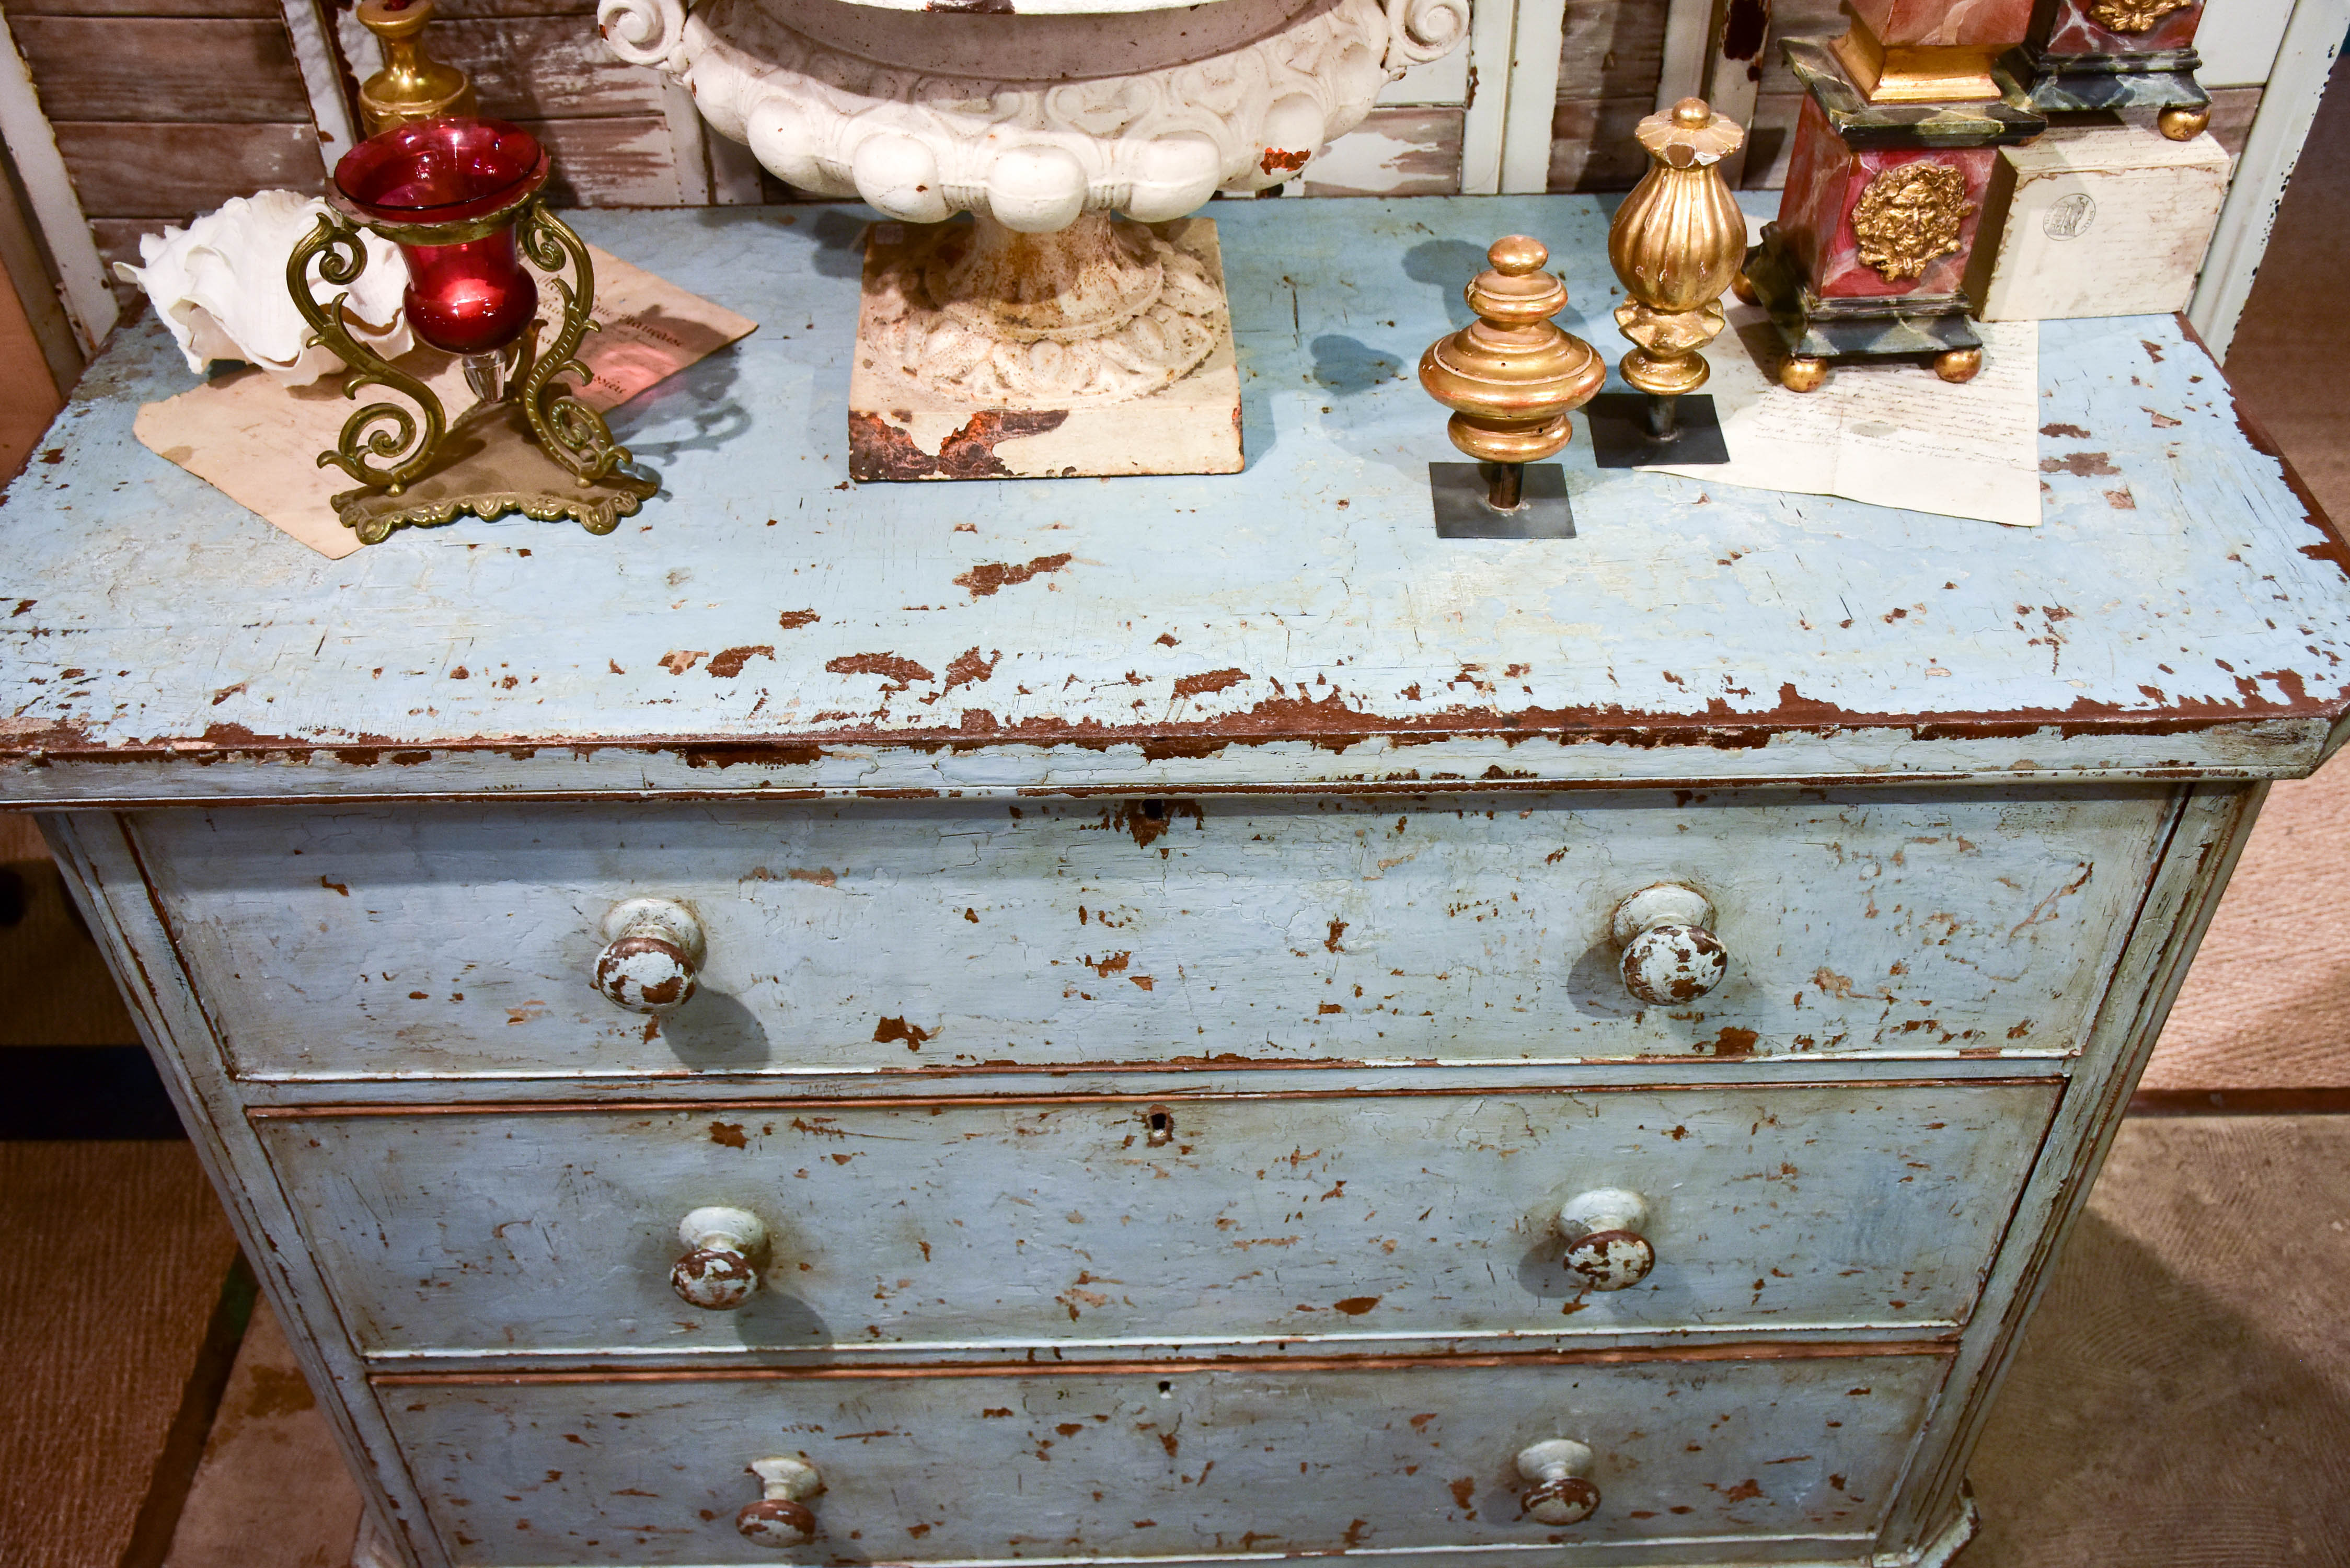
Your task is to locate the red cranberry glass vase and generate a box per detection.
[333,117,548,377]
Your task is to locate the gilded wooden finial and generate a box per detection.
[1608,97,1747,429]
[1417,235,1604,509]
[356,0,478,137]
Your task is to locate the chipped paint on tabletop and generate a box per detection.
[0,197,2346,803]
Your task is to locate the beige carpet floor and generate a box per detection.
[162,1299,362,1568]
[1971,1115,2350,1566]
[2142,752,2350,1091]
[0,1144,243,1568]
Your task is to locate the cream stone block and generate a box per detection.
[1969,124,2232,321]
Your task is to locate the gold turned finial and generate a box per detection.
[1418,236,1604,502]
[356,0,477,136]
[1609,97,1747,406]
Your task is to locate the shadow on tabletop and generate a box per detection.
[606,338,751,470]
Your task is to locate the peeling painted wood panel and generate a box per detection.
[135,789,2166,1078]
[429,0,598,16]
[10,0,279,14]
[1557,0,1667,101]
[1754,0,1843,96]
[4,198,2347,808]
[519,116,690,207]
[1304,108,1465,197]
[10,16,313,122]
[434,16,672,121]
[48,120,325,216]
[1547,96,1652,190]
[266,1083,2056,1358]
[384,1354,1948,1564]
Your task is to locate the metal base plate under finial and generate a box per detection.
[1428,463,1574,539]
[333,397,660,546]
[1585,394,1731,468]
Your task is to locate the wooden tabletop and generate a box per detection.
[3,194,2346,806]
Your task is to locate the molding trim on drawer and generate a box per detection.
[356,1324,1971,1365]
[243,1076,2066,1119]
[371,1339,1960,1386]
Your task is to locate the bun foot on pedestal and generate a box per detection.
[1778,356,1829,393]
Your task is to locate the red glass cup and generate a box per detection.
[332,117,550,361]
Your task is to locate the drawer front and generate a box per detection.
[383,1353,1949,1565]
[144,786,2169,1078]
[266,1082,2057,1356]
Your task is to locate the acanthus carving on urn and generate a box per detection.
[596,0,1462,228]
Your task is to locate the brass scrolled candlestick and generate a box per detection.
[1587,97,1745,466]
[1417,235,1604,534]
[290,117,657,544]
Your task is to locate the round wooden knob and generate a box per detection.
[1515,1439,1599,1526]
[737,1457,821,1546]
[1555,1188,1654,1290]
[672,1205,766,1310]
[1609,883,1725,1005]
[1418,235,1604,466]
[592,897,706,1014]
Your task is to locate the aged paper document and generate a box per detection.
[134,243,756,558]
[1643,302,2042,527]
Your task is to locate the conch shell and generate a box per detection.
[113,190,412,385]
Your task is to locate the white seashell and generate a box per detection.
[113,190,413,386]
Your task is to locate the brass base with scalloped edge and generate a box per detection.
[333,396,659,545]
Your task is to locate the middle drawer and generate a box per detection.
[261,1081,2057,1359]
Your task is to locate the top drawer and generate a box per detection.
[136,786,2171,1079]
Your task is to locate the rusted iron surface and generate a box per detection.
[2,198,2347,805]
[379,1355,1947,1563]
[132,788,2169,1078]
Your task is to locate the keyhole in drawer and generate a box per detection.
[1158,1380,1173,1399]
[1139,799,1167,822]
[1145,1105,1174,1147]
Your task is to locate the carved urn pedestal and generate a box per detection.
[600,0,1466,479]
[1737,0,2045,393]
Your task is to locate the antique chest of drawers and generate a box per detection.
[7,197,2349,1568]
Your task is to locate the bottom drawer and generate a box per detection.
[383,1351,1949,1565]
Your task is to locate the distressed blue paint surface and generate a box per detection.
[2,195,2345,802]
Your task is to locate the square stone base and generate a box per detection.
[847,216,1244,482]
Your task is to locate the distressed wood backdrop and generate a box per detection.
[0,0,2294,309]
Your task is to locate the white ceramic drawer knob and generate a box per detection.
[1515,1439,1599,1525]
[1554,1187,1654,1290]
[1610,883,1726,1005]
[672,1205,766,1310]
[738,1456,822,1546]
[593,897,706,1014]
